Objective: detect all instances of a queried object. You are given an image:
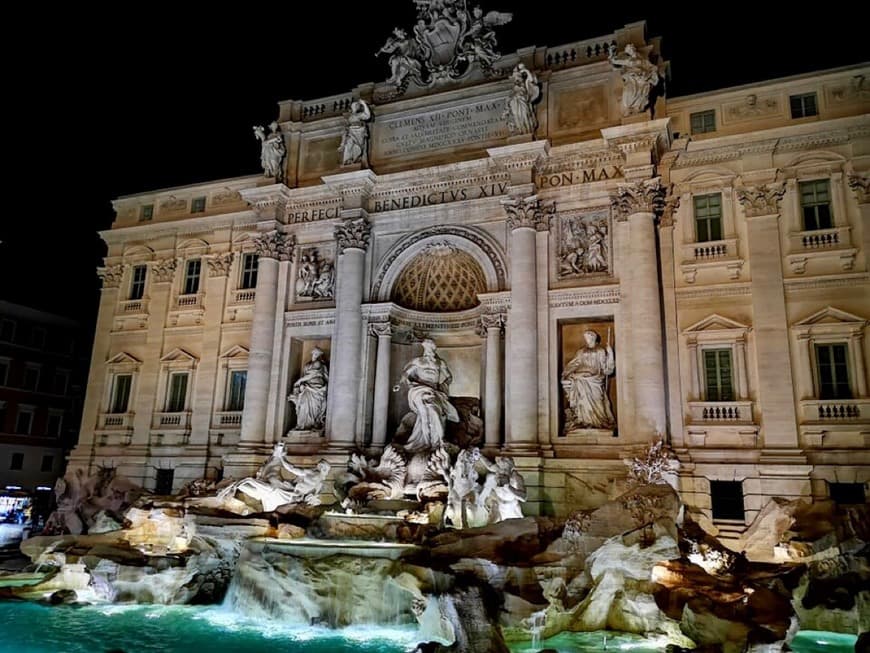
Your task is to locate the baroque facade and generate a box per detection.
[69,17,869,534]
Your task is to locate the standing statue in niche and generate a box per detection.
[253,121,287,182]
[608,43,660,116]
[503,63,541,136]
[338,99,373,167]
[561,329,616,431]
[393,338,459,453]
[288,347,329,431]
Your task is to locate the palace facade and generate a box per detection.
[69,18,870,534]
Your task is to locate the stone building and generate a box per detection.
[68,15,869,530]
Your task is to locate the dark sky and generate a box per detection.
[1,2,865,328]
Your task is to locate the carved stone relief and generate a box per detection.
[98,265,125,289]
[557,211,611,279]
[724,94,779,122]
[206,253,234,278]
[295,247,335,301]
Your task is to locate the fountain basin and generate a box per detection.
[249,537,420,560]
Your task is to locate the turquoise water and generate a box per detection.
[789,630,858,653]
[0,602,414,653]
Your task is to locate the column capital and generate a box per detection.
[254,231,296,261]
[151,257,178,283]
[97,264,124,289]
[335,217,372,253]
[476,312,506,337]
[657,193,681,229]
[206,252,234,277]
[848,174,870,204]
[610,178,665,221]
[735,182,786,218]
[368,321,393,338]
[501,194,555,231]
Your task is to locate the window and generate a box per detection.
[139,204,154,222]
[829,482,866,505]
[30,327,46,349]
[110,374,133,414]
[155,468,175,495]
[166,372,189,412]
[693,193,722,242]
[710,480,745,520]
[183,259,202,295]
[130,265,147,300]
[0,319,15,342]
[46,412,63,437]
[790,92,818,119]
[9,453,23,471]
[15,407,33,435]
[191,197,206,213]
[23,365,40,391]
[40,455,54,473]
[815,343,851,399]
[52,370,69,395]
[690,110,716,134]
[703,349,734,401]
[0,358,9,386]
[799,179,833,231]
[240,253,258,289]
[227,370,247,411]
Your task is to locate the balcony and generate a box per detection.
[231,289,256,305]
[118,299,147,314]
[97,412,134,431]
[688,401,754,423]
[679,238,743,283]
[214,411,243,428]
[686,401,758,448]
[176,294,203,309]
[151,411,192,431]
[786,226,857,273]
[800,399,870,423]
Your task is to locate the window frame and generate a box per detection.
[182,258,202,296]
[693,192,724,243]
[0,319,16,343]
[139,204,154,222]
[9,452,24,471]
[226,370,247,411]
[239,252,259,290]
[789,92,818,119]
[702,347,735,402]
[22,364,41,392]
[0,357,9,386]
[709,479,746,521]
[40,454,54,473]
[109,373,133,414]
[15,405,34,435]
[190,196,207,214]
[129,264,148,301]
[165,371,190,413]
[690,109,716,135]
[45,410,64,437]
[799,178,834,231]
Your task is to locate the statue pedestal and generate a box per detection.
[621,110,652,126]
[561,428,616,445]
[283,430,325,453]
[506,133,534,145]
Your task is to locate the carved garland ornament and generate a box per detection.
[335,217,372,253]
[609,179,666,220]
[254,231,296,261]
[97,265,124,289]
[151,258,178,284]
[735,183,786,217]
[500,194,554,231]
[206,253,234,278]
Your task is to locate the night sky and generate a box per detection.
[1,2,865,332]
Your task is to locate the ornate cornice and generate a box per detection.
[254,231,295,261]
[735,183,786,218]
[500,194,555,231]
[609,178,665,221]
[848,174,870,204]
[784,272,870,293]
[97,265,124,289]
[675,283,752,300]
[335,217,371,253]
[151,258,178,283]
[206,253,234,277]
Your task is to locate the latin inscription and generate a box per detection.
[375,99,507,158]
[370,182,509,213]
[288,206,340,223]
[536,166,622,189]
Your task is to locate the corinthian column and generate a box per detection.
[611,179,667,439]
[502,194,552,451]
[369,322,393,450]
[240,232,294,445]
[479,313,505,449]
[328,217,371,448]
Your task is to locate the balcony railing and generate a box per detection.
[176,294,203,309]
[152,411,192,430]
[688,401,754,423]
[97,412,134,431]
[789,226,851,252]
[801,399,869,423]
[231,289,256,304]
[214,411,243,428]
[119,299,147,314]
[681,238,738,264]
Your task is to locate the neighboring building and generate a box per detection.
[68,15,869,537]
[0,301,89,502]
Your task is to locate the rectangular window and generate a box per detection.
[30,327,46,349]
[703,349,734,401]
[815,343,851,399]
[790,92,818,119]
[46,412,63,437]
[183,259,202,295]
[40,455,54,473]
[155,468,175,495]
[227,370,247,411]
[52,370,69,395]
[690,110,716,134]
[0,358,9,386]
[693,193,723,242]
[166,372,189,412]
[0,319,15,343]
[130,265,147,300]
[9,453,24,471]
[240,253,258,289]
[15,408,33,435]
[710,480,745,521]
[800,179,833,231]
[110,374,132,414]
[191,197,206,213]
[139,204,154,222]
[829,482,866,505]
[23,366,40,391]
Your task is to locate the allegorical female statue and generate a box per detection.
[253,121,287,181]
[288,347,329,431]
[608,43,659,116]
[338,99,373,167]
[561,329,616,431]
[503,63,541,135]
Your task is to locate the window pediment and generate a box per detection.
[220,345,250,359]
[793,307,867,337]
[106,352,142,366]
[683,314,751,343]
[160,348,199,367]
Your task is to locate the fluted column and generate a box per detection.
[369,322,393,449]
[480,313,505,449]
[612,179,667,438]
[502,194,552,451]
[328,217,371,448]
[240,232,294,445]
